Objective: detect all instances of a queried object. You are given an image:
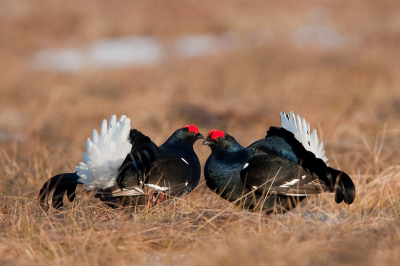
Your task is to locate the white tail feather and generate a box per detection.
[75,115,132,190]
[280,111,329,165]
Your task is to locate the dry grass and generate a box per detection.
[1,0,400,265]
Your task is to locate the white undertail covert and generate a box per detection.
[280,111,329,165]
[75,115,132,190]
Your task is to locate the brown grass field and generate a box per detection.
[1,0,400,265]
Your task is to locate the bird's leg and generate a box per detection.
[153,192,166,206]
[145,188,166,207]
[145,188,154,207]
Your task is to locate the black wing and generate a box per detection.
[116,129,158,188]
[146,152,194,196]
[240,155,330,198]
[98,152,194,207]
[95,129,158,204]
[238,155,331,213]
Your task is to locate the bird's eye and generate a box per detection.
[217,137,223,141]
[190,132,195,136]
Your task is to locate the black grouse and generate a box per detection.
[39,115,204,210]
[202,111,355,214]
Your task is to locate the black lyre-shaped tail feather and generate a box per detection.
[329,167,355,204]
[116,129,157,189]
[38,173,83,211]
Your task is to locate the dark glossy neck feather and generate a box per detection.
[161,130,195,151]
[210,135,247,156]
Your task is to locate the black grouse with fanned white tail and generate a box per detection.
[38,115,204,210]
[203,112,355,214]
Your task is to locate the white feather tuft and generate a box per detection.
[75,115,132,190]
[280,111,329,165]
[145,184,169,192]
[279,178,299,188]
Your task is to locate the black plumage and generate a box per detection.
[38,125,204,210]
[203,122,355,214]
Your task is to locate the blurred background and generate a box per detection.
[0,0,400,191]
[1,1,400,265]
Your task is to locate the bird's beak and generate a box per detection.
[202,138,212,146]
[197,134,205,140]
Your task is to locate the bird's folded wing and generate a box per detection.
[146,154,192,196]
[240,155,330,197]
[117,129,158,188]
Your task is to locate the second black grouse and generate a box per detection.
[202,111,355,214]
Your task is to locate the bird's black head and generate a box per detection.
[173,125,204,145]
[202,129,242,154]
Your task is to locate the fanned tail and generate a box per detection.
[280,111,329,164]
[75,115,132,190]
[278,111,357,203]
[38,173,83,211]
[39,115,133,210]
